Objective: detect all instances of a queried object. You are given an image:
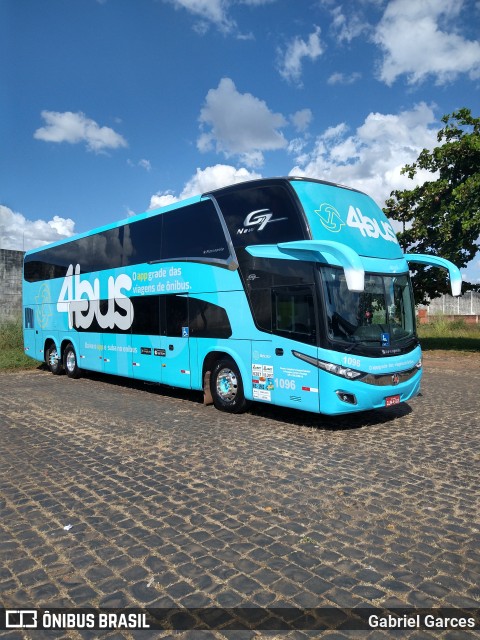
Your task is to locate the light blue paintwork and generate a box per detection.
[291,180,404,260]
[23,178,460,417]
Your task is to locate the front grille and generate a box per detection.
[359,366,420,386]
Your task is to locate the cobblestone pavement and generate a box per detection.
[1,352,479,639]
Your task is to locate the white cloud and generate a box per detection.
[128,158,152,171]
[34,111,128,153]
[327,71,362,85]
[374,0,480,85]
[290,108,313,133]
[0,205,75,251]
[164,0,277,34]
[330,6,370,43]
[290,102,439,207]
[240,0,276,4]
[277,26,323,85]
[149,164,261,209]
[197,77,287,167]
[164,0,235,33]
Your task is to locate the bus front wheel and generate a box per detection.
[63,343,81,379]
[210,358,250,414]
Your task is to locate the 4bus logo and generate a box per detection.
[315,203,398,243]
[57,264,134,330]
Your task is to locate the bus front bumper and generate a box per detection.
[319,368,422,415]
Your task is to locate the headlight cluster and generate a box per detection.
[317,360,364,380]
[292,350,364,380]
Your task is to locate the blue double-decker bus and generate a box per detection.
[23,177,461,415]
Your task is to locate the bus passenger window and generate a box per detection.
[131,296,160,335]
[189,298,232,339]
[25,307,34,329]
[272,286,316,345]
[164,295,189,337]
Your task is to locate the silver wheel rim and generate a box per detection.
[49,348,59,368]
[66,350,76,373]
[216,367,238,403]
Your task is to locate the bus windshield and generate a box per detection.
[321,267,416,351]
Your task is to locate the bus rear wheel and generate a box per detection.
[63,343,81,379]
[210,358,250,414]
[46,344,63,375]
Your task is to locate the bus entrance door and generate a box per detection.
[251,341,320,413]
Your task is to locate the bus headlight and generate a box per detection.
[292,350,364,380]
[317,360,364,380]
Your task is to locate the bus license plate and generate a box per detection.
[385,394,401,407]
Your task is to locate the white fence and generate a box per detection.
[424,291,480,316]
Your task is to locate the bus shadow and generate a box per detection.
[74,368,412,432]
[247,399,413,431]
[76,368,206,405]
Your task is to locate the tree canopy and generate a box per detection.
[384,108,480,304]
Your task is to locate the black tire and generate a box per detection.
[63,343,81,379]
[210,357,250,414]
[46,344,63,375]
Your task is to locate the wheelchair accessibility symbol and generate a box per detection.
[182,326,189,338]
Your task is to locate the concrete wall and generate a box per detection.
[418,291,480,324]
[0,249,24,323]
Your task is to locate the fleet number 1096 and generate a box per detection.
[342,356,361,368]
[275,378,296,390]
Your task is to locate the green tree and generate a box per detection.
[384,108,480,304]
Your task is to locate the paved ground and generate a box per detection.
[0,352,479,639]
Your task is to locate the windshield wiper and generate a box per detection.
[344,338,383,353]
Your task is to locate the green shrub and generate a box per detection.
[417,317,480,351]
[0,318,39,370]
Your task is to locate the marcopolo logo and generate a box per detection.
[57,264,134,331]
[315,203,398,244]
[237,209,288,235]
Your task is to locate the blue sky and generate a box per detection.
[1,0,480,284]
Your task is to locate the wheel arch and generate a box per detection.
[43,336,58,362]
[202,348,252,405]
[60,337,79,360]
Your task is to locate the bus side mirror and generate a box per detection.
[405,254,462,297]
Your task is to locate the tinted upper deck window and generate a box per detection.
[161,199,229,261]
[123,215,162,266]
[24,199,231,282]
[213,184,307,248]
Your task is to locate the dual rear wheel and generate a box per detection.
[46,342,80,379]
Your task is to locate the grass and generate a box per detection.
[0,316,478,371]
[0,318,39,370]
[417,317,480,352]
